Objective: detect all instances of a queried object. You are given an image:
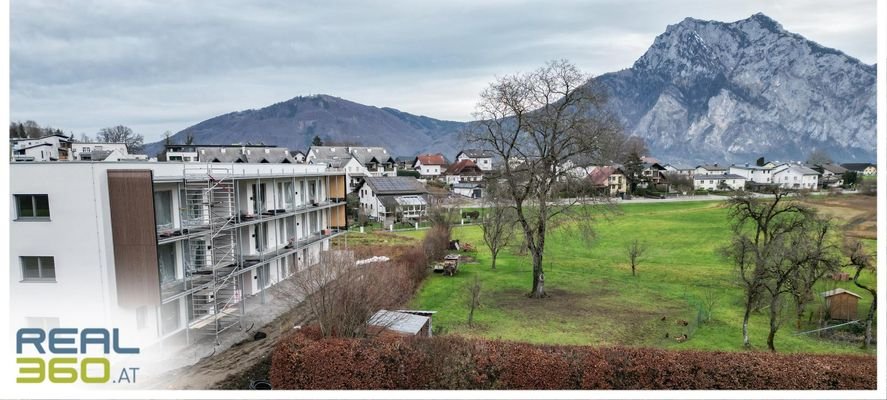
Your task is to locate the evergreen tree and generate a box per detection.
[312,135,324,146]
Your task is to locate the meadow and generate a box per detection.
[398,199,876,354]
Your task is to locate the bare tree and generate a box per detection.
[626,239,647,277]
[665,172,694,194]
[466,275,482,327]
[96,125,144,154]
[762,215,837,352]
[806,149,833,166]
[724,187,812,348]
[701,287,720,323]
[787,218,841,331]
[846,240,876,349]
[466,59,621,298]
[481,178,516,269]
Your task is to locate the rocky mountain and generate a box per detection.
[144,95,467,158]
[596,13,876,163]
[146,13,875,164]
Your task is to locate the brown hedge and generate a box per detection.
[270,329,876,390]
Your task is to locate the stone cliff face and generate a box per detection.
[596,13,876,163]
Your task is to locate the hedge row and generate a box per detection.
[270,328,876,390]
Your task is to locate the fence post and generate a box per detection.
[389,224,394,231]
[461,218,464,225]
[415,222,419,230]
[360,226,364,234]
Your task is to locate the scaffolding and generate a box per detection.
[182,165,241,344]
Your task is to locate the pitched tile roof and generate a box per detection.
[444,159,482,176]
[415,153,447,166]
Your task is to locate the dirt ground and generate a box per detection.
[803,194,876,240]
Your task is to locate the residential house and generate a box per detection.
[72,142,130,161]
[358,176,429,224]
[198,146,299,164]
[455,149,494,171]
[452,182,483,199]
[163,143,277,162]
[840,163,876,176]
[662,163,694,177]
[10,161,347,350]
[413,153,447,178]
[728,164,774,184]
[588,166,627,197]
[11,134,73,162]
[694,164,729,176]
[693,174,747,191]
[306,146,398,192]
[641,163,668,187]
[772,164,820,190]
[814,163,848,188]
[394,156,415,170]
[442,159,484,185]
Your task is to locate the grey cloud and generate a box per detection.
[10,0,876,141]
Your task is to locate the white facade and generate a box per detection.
[728,165,773,184]
[9,162,346,351]
[72,142,129,160]
[456,153,493,171]
[693,174,747,191]
[772,164,819,190]
[11,135,72,162]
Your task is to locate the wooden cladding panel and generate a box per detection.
[331,204,346,228]
[330,175,346,199]
[107,170,161,308]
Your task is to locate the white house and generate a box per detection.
[455,149,493,171]
[358,176,429,223]
[693,174,747,191]
[9,161,347,353]
[694,164,729,176]
[72,142,129,160]
[11,134,73,162]
[442,159,484,185]
[307,146,399,192]
[413,154,447,178]
[662,163,694,177]
[772,164,820,190]
[816,163,847,188]
[728,165,774,184]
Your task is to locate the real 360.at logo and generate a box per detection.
[16,328,141,384]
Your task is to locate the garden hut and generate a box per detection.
[821,288,861,321]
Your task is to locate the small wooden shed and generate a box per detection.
[821,288,861,321]
[367,309,432,337]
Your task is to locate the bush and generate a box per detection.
[271,334,876,390]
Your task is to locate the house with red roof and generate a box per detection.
[442,159,484,185]
[588,166,627,197]
[413,153,448,177]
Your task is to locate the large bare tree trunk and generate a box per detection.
[862,295,875,349]
[742,304,752,348]
[767,295,780,352]
[491,252,498,270]
[530,250,546,298]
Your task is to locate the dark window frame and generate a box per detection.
[20,256,56,282]
[14,194,51,220]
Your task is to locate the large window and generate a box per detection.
[158,243,177,284]
[154,191,173,229]
[251,184,267,214]
[15,194,50,219]
[21,256,55,282]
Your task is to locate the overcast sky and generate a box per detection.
[10,0,877,142]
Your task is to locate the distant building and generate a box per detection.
[840,163,876,176]
[814,163,848,188]
[357,176,429,224]
[452,182,483,199]
[728,164,774,184]
[771,164,819,190]
[588,166,626,197]
[394,156,415,170]
[821,288,861,321]
[455,149,493,171]
[442,159,484,185]
[11,134,73,162]
[163,143,277,162]
[694,164,729,176]
[662,163,694,177]
[198,146,299,163]
[307,146,398,192]
[413,153,447,178]
[693,174,747,191]
[367,309,432,337]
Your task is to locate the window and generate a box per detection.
[82,147,91,153]
[158,244,176,284]
[15,194,50,219]
[21,256,55,281]
[154,191,173,228]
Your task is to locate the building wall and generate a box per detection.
[10,162,345,349]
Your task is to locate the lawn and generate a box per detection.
[404,200,877,355]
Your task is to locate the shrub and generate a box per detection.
[270,333,876,390]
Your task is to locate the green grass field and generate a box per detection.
[404,200,876,355]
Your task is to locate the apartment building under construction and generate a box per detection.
[9,161,347,348]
